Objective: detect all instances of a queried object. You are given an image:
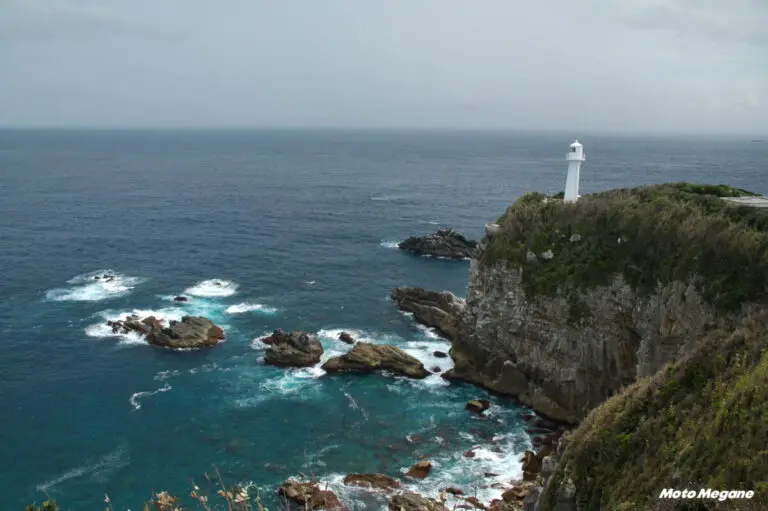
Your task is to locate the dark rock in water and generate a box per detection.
[322,342,429,379]
[464,496,488,510]
[431,366,442,373]
[278,480,343,510]
[391,287,466,341]
[338,331,356,344]
[405,460,432,479]
[147,316,224,349]
[466,399,492,414]
[433,350,449,358]
[173,296,189,302]
[106,314,224,349]
[389,492,447,511]
[464,447,478,458]
[484,472,500,478]
[343,473,400,490]
[443,487,465,496]
[398,228,477,260]
[262,330,323,368]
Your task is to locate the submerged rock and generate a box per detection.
[343,473,400,490]
[322,342,429,379]
[262,330,323,367]
[173,296,189,302]
[278,480,343,510]
[398,228,477,260]
[391,287,466,341]
[107,315,224,349]
[405,460,432,479]
[388,492,447,511]
[466,399,492,414]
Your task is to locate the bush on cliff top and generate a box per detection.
[541,311,768,510]
[481,182,768,312]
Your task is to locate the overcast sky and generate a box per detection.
[1,0,766,134]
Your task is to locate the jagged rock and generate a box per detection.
[107,314,224,349]
[338,332,356,344]
[405,460,432,479]
[278,480,343,510]
[388,492,447,511]
[433,351,449,358]
[489,500,520,511]
[173,296,188,302]
[502,482,536,503]
[540,456,556,477]
[464,496,488,510]
[398,228,477,259]
[466,399,491,414]
[443,487,465,496]
[521,451,541,481]
[322,342,429,379]
[391,287,466,341]
[262,330,323,367]
[343,473,400,490]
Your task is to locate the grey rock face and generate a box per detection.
[450,259,738,423]
[391,287,466,341]
[262,330,324,367]
[108,315,224,349]
[398,228,477,259]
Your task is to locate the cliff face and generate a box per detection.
[446,184,768,423]
[449,262,728,423]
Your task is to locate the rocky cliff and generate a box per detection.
[448,183,768,423]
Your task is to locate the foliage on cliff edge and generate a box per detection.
[481,183,768,312]
[541,311,768,510]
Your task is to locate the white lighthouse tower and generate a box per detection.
[564,140,586,202]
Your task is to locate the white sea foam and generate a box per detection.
[415,324,441,339]
[36,442,130,491]
[379,240,400,249]
[45,270,143,302]
[184,279,238,297]
[225,302,278,315]
[129,383,172,410]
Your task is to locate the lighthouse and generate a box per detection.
[564,140,586,202]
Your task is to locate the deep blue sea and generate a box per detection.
[1,130,766,510]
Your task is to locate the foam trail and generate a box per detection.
[225,302,278,315]
[36,442,130,491]
[184,279,238,297]
[45,270,143,302]
[379,240,400,249]
[129,383,172,410]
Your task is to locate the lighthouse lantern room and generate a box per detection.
[564,140,586,202]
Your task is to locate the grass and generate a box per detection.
[540,311,768,510]
[481,183,768,313]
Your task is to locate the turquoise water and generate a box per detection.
[1,130,766,509]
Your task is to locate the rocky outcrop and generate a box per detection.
[277,480,343,510]
[343,473,400,490]
[388,492,447,511]
[398,228,477,259]
[322,342,429,379]
[338,332,356,344]
[405,460,432,479]
[262,330,323,367]
[391,287,465,341]
[465,399,491,414]
[107,315,224,349]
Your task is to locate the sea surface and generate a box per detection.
[1,130,766,510]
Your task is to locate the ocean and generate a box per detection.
[1,130,765,510]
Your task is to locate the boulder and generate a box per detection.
[173,296,189,302]
[521,450,541,481]
[397,228,477,260]
[343,473,400,491]
[262,330,323,368]
[433,351,449,358]
[338,332,356,344]
[277,480,343,510]
[464,496,488,510]
[146,316,224,349]
[322,342,429,379]
[466,399,492,414]
[442,487,465,496]
[391,287,466,341]
[388,492,447,511]
[405,460,432,479]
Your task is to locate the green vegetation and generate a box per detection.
[541,311,768,510]
[482,183,768,312]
